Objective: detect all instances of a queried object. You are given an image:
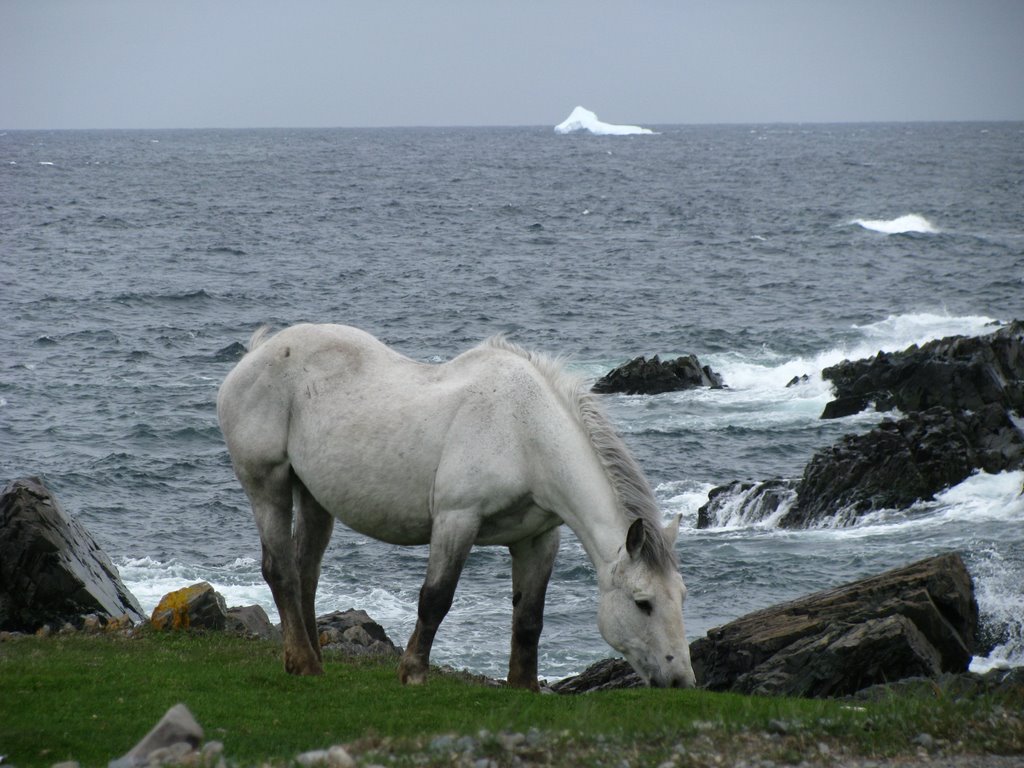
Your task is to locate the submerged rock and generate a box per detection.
[592,354,724,395]
[0,477,144,632]
[696,479,796,529]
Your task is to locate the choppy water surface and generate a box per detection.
[3,123,1023,678]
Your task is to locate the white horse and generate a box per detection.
[217,323,695,689]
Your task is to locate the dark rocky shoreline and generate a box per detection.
[697,320,1024,529]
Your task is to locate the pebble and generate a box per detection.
[294,745,355,767]
[913,732,935,750]
[500,732,526,751]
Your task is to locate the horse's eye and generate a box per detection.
[635,599,653,615]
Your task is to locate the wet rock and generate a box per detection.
[316,609,400,656]
[779,404,1024,527]
[710,322,1024,530]
[592,354,724,395]
[150,582,228,631]
[0,477,144,632]
[821,320,1024,419]
[696,479,796,529]
[689,552,978,698]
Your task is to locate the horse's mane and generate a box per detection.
[484,336,678,570]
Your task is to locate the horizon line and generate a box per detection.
[4,118,1024,133]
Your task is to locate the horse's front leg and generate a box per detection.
[507,525,560,691]
[399,512,479,686]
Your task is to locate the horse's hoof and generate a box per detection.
[285,654,324,676]
[506,675,540,692]
[398,659,428,686]
[403,673,427,686]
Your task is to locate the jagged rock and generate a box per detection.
[689,552,978,698]
[0,477,144,632]
[696,479,796,529]
[779,404,1024,527]
[707,323,1024,530]
[550,657,644,694]
[592,354,724,395]
[150,582,228,631]
[316,609,400,656]
[225,604,280,641]
[109,703,203,768]
[821,320,1024,419]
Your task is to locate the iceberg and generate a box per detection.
[554,106,654,136]
[852,214,938,235]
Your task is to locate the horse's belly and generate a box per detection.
[334,505,433,546]
[303,470,435,546]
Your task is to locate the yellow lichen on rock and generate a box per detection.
[150,582,215,631]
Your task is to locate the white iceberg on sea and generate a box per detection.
[554,106,654,136]
[852,214,939,235]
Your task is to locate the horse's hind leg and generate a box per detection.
[294,480,335,661]
[249,463,323,675]
[398,511,480,685]
[508,524,560,691]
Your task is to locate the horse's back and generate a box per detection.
[218,324,567,544]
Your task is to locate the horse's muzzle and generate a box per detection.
[650,668,697,689]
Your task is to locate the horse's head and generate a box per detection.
[597,517,695,688]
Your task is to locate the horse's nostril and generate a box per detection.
[666,655,675,662]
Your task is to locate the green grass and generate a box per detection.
[1,631,1021,767]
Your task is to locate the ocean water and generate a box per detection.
[3,123,1023,680]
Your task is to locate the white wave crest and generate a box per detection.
[970,545,1024,673]
[852,213,938,234]
[852,313,1000,354]
[116,555,273,617]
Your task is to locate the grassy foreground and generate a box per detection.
[1,631,1022,767]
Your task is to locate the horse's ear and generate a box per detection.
[663,513,682,547]
[626,518,646,560]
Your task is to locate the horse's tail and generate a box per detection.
[246,325,273,352]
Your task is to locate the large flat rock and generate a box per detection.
[689,552,978,697]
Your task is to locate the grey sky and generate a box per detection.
[3,0,1023,129]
